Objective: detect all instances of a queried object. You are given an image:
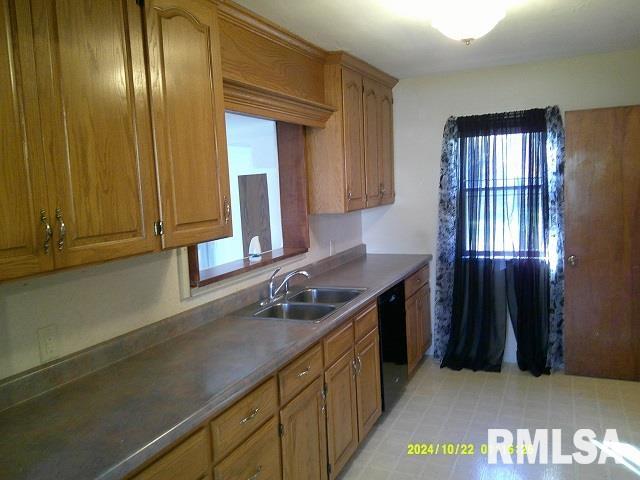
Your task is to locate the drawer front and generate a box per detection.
[279,343,324,405]
[211,378,277,463]
[405,265,429,299]
[354,303,378,341]
[323,321,354,367]
[214,417,281,480]
[132,429,209,480]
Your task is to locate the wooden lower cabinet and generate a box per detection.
[325,350,358,478]
[132,429,211,480]
[280,376,328,480]
[214,417,281,480]
[131,305,385,480]
[406,269,431,375]
[355,328,382,440]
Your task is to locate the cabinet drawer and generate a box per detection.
[211,378,277,463]
[279,344,324,405]
[405,265,429,299]
[213,417,281,480]
[132,429,209,480]
[323,321,354,367]
[354,303,378,341]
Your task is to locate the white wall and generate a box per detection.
[362,47,640,362]
[0,209,362,379]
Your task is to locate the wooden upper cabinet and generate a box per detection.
[145,0,231,248]
[378,84,395,205]
[280,377,328,480]
[362,77,380,208]
[342,68,366,212]
[306,52,397,214]
[0,0,53,282]
[30,0,160,269]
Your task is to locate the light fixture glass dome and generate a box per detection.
[431,0,507,44]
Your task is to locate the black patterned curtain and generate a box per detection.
[434,107,565,376]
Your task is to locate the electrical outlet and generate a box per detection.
[329,240,336,256]
[37,324,59,363]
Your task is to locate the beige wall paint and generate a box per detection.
[362,47,640,360]
[0,213,362,379]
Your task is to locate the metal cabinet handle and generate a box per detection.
[55,208,66,251]
[567,255,577,267]
[240,407,259,424]
[380,183,386,195]
[352,358,358,377]
[247,465,262,480]
[356,355,362,374]
[40,209,52,254]
[223,196,231,224]
[347,190,352,200]
[297,365,311,377]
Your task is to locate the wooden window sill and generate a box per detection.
[191,248,308,288]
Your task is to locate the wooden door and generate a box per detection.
[378,84,395,205]
[325,350,358,479]
[0,0,53,281]
[355,328,382,440]
[145,0,231,248]
[31,0,159,269]
[362,77,380,208]
[406,293,420,375]
[564,106,640,380]
[280,377,327,480]
[341,67,365,211]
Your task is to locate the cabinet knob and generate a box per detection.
[567,255,577,267]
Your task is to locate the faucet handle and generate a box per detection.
[269,267,281,281]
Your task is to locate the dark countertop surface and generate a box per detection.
[0,253,431,480]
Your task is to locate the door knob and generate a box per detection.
[567,255,577,267]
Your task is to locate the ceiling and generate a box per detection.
[234,0,640,79]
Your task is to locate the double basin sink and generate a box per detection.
[252,287,366,322]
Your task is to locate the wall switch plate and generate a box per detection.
[37,324,59,363]
[329,240,336,256]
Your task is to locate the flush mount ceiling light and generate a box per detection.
[431,0,508,45]
[383,0,523,45]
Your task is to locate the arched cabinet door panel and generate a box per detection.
[0,0,53,281]
[32,0,160,268]
[341,67,365,212]
[144,0,232,248]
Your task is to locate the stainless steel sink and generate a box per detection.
[287,287,365,305]
[253,302,335,321]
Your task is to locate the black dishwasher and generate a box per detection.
[377,281,408,412]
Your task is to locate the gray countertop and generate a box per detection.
[0,253,431,480]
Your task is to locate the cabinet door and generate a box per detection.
[341,67,365,211]
[32,0,159,269]
[418,283,432,355]
[378,84,395,205]
[405,294,420,375]
[355,328,382,440]
[280,377,327,480]
[362,77,380,208]
[0,0,53,281]
[145,0,232,248]
[325,350,358,479]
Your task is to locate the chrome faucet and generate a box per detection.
[265,267,310,304]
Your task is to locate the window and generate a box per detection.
[460,132,546,259]
[187,113,309,287]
